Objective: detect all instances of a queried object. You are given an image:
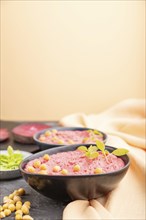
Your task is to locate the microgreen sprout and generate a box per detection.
[111,148,129,156]
[77,140,129,159]
[93,130,103,137]
[77,145,99,159]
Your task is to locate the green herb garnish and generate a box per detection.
[93,130,103,137]
[77,140,129,159]
[112,148,129,156]
[96,140,105,153]
[77,145,99,159]
[0,146,23,171]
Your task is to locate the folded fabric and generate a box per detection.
[60,99,146,220]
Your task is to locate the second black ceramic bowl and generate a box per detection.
[20,144,130,201]
[33,127,107,151]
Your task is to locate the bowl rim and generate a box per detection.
[20,144,130,178]
[33,126,108,146]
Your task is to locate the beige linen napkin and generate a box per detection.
[59,99,146,220]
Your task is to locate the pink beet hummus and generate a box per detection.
[38,129,104,145]
[25,149,125,175]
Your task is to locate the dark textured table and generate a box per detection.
[0,120,67,220]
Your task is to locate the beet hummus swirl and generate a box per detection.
[38,129,104,145]
[25,149,125,176]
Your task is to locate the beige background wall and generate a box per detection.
[1,1,145,121]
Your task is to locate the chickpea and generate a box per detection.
[8,193,14,199]
[15,210,23,215]
[3,203,9,209]
[27,166,35,173]
[0,211,5,219]
[16,201,22,205]
[53,165,61,172]
[4,208,11,216]
[8,203,16,212]
[82,137,88,143]
[38,170,47,175]
[57,140,64,144]
[16,203,22,210]
[94,167,103,174]
[13,195,21,203]
[21,205,29,215]
[39,136,46,141]
[51,137,57,142]
[43,154,50,161]
[73,164,80,172]
[15,214,23,220]
[0,205,3,211]
[33,160,41,168]
[3,196,9,203]
[52,129,57,133]
[68,140,74,144]
[61,169,68,175]
[22,215,33,220]
[24,201,31,208]
[7,199,15,204]
[17,188,25,196]
[40,164,47,170]
[13,190,19,196]
[45,131,51,136]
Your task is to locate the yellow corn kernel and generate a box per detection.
[53,165,61,172]
[61,169,68,175]
[73,165,80,172]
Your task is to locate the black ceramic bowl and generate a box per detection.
[33,127,107,150]
[20,144,130,201]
